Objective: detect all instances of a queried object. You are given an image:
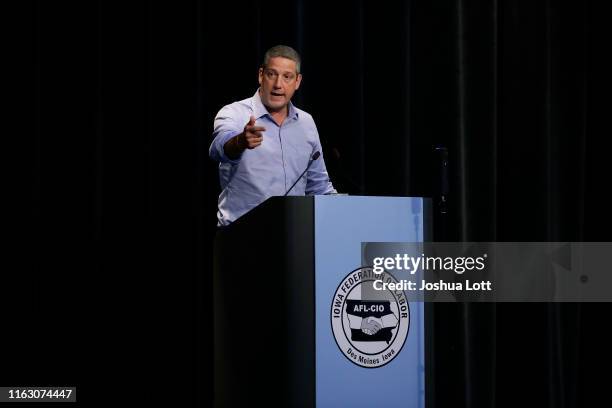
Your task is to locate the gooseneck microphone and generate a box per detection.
[284,151,320,196]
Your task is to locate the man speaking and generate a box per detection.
[209,45,337,226]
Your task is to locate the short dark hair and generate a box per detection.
[262,45,301,74]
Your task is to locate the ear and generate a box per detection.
[295,73,302,90]
[258,68,263,86]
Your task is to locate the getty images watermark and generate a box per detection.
[360,242,612,302]
[371,251,491,292]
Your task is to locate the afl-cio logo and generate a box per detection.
[331,267,410,368]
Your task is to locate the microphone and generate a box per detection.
[284,151,320,196]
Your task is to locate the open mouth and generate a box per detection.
[271,92,284,97]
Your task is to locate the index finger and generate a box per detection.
[248,126,266,132]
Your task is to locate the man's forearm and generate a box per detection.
[223,133,246,160]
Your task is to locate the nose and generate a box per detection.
[273,75,283,88]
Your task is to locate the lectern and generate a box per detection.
[214,196,430,407]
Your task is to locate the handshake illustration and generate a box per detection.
[360,316,383,335]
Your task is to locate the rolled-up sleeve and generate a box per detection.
[209,105,243,165]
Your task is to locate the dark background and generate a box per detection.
[13,0,612,406]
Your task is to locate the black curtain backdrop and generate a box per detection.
[18,0,611,406]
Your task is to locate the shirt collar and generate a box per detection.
[252,88,299,121]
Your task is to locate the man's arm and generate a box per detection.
[209,107,266,163]
[306,154,337,195]
[304,120,337,195]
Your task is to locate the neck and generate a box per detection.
[268,107,288,126]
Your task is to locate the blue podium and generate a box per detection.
[214,196,430,407]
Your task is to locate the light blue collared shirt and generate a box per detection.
[209,90,337,226]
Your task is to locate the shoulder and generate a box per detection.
[216,96,253,118]
[293,105,317,127]
[214,96,255,129]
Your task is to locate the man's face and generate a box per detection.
[258,57,302,112]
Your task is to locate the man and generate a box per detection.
[209,45,337,226]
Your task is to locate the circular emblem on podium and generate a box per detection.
[330,267,410,368]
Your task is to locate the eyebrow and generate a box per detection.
[265,68,296,75]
